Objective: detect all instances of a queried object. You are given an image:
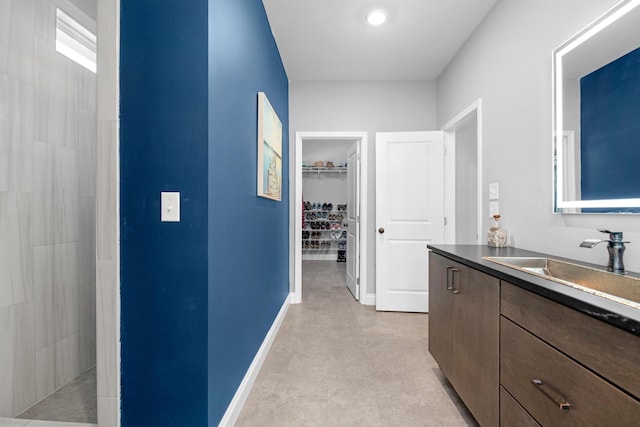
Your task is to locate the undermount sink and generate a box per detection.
[483,256,640,309]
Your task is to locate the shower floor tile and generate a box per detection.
[0,419,94,427]
[14,367,96,425]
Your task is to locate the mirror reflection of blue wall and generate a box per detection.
[581,46,640,213]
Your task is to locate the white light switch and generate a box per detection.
[161,192,180,222]
[489,183,499,200]
[489,201,499,218]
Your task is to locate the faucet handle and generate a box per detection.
[598,229,623,241]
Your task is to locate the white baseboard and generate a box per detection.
[218,292,292,427]
[364,293,376,306]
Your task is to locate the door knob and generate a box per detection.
[378,227,385,234]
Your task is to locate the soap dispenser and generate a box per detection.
[487,215,507,247]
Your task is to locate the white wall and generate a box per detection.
[437,0,640,271]
[302,140,349,206]
[290,80,437,294]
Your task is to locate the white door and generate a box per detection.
[376,131,445,312]
[346,141,360,299]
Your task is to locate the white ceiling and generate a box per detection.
[262,0,498,81]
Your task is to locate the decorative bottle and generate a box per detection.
[487,215,507,247]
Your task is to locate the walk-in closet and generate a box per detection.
[301,139,352,297]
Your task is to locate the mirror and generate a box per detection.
[553,0,640,213]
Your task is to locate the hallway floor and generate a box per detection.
[236,260,477,426]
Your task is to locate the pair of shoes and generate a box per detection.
[326,161,335,168]
[338,242,346,250]
[337,250,346,262]
[302,231,310,239]
[330,231,343,239]
[337,204,347,211]
[314,161,324,167]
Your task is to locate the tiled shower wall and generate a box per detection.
[0,0,96,417]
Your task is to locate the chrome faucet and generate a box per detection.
[580,229,630,274]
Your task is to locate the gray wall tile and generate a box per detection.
[1,0,97,415]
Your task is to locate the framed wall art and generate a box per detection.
[257,92,282,201]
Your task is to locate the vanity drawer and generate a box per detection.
[500,317,640,426]
[500,387,539,427]
[501,281,640,399]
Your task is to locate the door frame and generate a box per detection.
[441,99,484,244]
[291,131,369,304]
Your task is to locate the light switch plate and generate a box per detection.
[489,182,499,200]
[161,192,180,222]
[489,201,499,218]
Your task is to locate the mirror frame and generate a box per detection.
[553,0,640,213]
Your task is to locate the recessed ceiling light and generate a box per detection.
[367,9,387,26]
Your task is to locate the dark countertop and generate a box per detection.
[427,244,640,337]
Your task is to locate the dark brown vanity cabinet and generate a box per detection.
[429,252,500,427]
[429,250,640,426]
[501,282,640,426]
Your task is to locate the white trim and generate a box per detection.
[218,293,292,427]
[443,131,456,244]
[441,99,483,244]
[292,132,368,305]
[364,293,376,306]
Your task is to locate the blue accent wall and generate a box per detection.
[120,0,288,425]
[120,1,209,425]
[208,0,289,423]
[580,46,640,204]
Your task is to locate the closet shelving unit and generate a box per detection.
[302,205,347,260]
[302,166,347,174]
[302,162,348,261]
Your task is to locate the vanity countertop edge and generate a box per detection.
[427,244,640,336]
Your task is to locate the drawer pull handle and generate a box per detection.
[451,268,461,294]
[446,266,455,290]
[531,379,571,411]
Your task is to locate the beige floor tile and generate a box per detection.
[236,260,477,426]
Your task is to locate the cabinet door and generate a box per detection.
[428,252,500,427]
[428,253,455,379]
[452,264,500,427]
